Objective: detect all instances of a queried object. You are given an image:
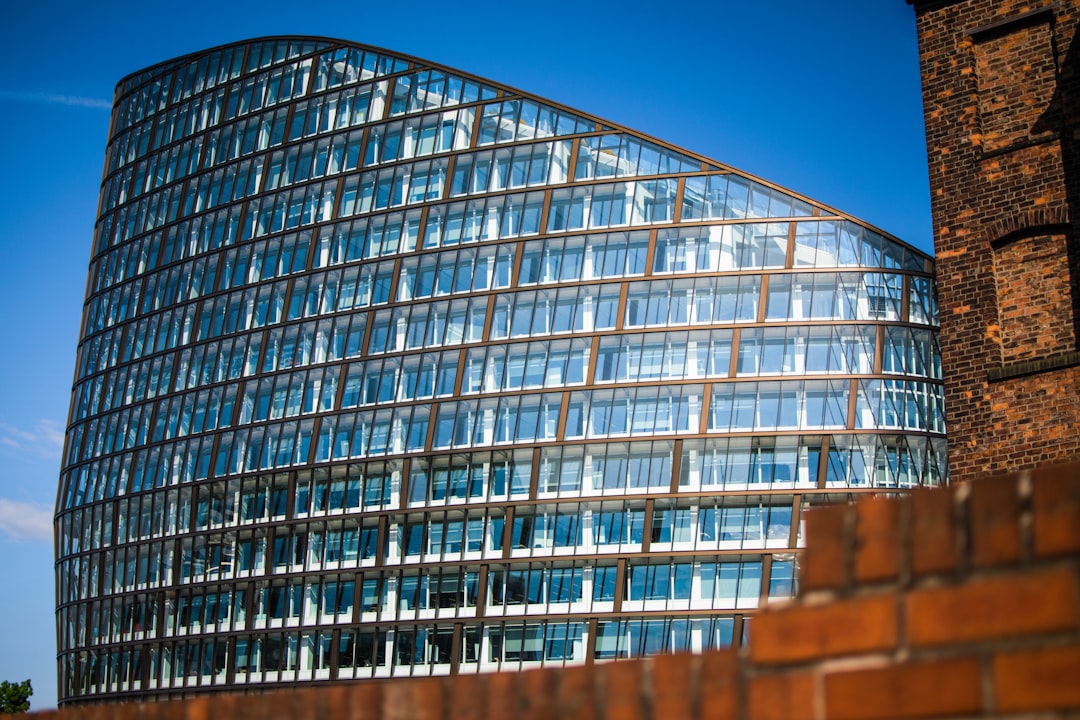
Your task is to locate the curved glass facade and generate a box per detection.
[56,37,945,703]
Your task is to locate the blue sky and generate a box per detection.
[0,0,929,709]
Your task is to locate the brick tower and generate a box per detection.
[909,0,1080,481]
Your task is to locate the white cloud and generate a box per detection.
[0,499,53,543]
[0,419,65,460]
[0,89,111,110]
[34,420,65,452]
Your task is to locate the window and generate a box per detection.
[972,12,1058,153]
[993,231,1076,363]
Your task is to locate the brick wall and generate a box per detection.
[909,0,1080,481]
[28,462,1080,719]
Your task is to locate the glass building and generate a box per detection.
[56,37,945,703]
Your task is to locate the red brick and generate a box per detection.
[824,658,982,720]
[748,672,816,720]
[448,673,486,720]
[132,706,160,720]
[520,667,555,720]
[486,672,519,720]
[383,676,442,720]
[906,565,1078,646]
[162,697,187,720]
[283,688,321,720]
[910,487,959,577]
[699,650,739,720]
[750,595,897,664]
[651,653,696,720]
[134,700,165,720]
[203,693,239,720]
[853,496,903,583]
[556,664,596,720]
[993,643,1080,712]
[968,473,1023,567]
[263,689,290,720]
[799,505,850,592]
[344,679,384,720]
[910,0,1080,481]
[183,697,209,720]
[1031,463,1080,557]
[600,661,644,720]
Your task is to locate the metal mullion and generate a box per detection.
[278,276,298,340]
[329,164,347,222]
[669,439,683,493]
[615,282,628,331]
[453,349,468,397]
[641,498,655,555]
[256,138,276,195]
[699,383,712,435]
[304,416,320,466]
[816,435,831,488]
[732,614,745,648]
[475,564,488,617]
[466,101,485,151]
[376,515,389,568]
[423,397,439,452]
[500,506,514,561]
[537,187,553,237]
[481,290,498,343]
[785,221,797,269]
[847,378,859,430]
[586,336,600,386]
[671,176,685,222]
[612,558,625,613]
[901,274,911,323]
[585,617,598,665]
[551,389,571,442]
[442,155,456,202]
[300,53,320,98]
[359,308,375,360]
[355,123,373,175]
[789,495,802,547]
[644,228,658,277]
[510,240,526,287]
[757,275,769,323]
[414,203,430,252]
[328,626,341,680]
[874,325,885,375]
[728,329,741,378]
[171,537,183,587]
[450,623,462,675]
[529,448,541,500]
[759,553,773,605]
[386,258,403,304]
[565,137,580,182]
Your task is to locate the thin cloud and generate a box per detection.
[0,89,111,110]
[0,419,65,459]
[0,499,53,543]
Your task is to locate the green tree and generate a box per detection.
[0,680,32,714]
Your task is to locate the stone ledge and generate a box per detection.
[988,350,1080,382]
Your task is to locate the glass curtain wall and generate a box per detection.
[56,37,945,703]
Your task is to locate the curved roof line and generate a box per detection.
[114,35,931,260]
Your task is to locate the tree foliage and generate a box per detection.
[0,680,32,714]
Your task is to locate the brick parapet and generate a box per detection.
[32,463,1080,720]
